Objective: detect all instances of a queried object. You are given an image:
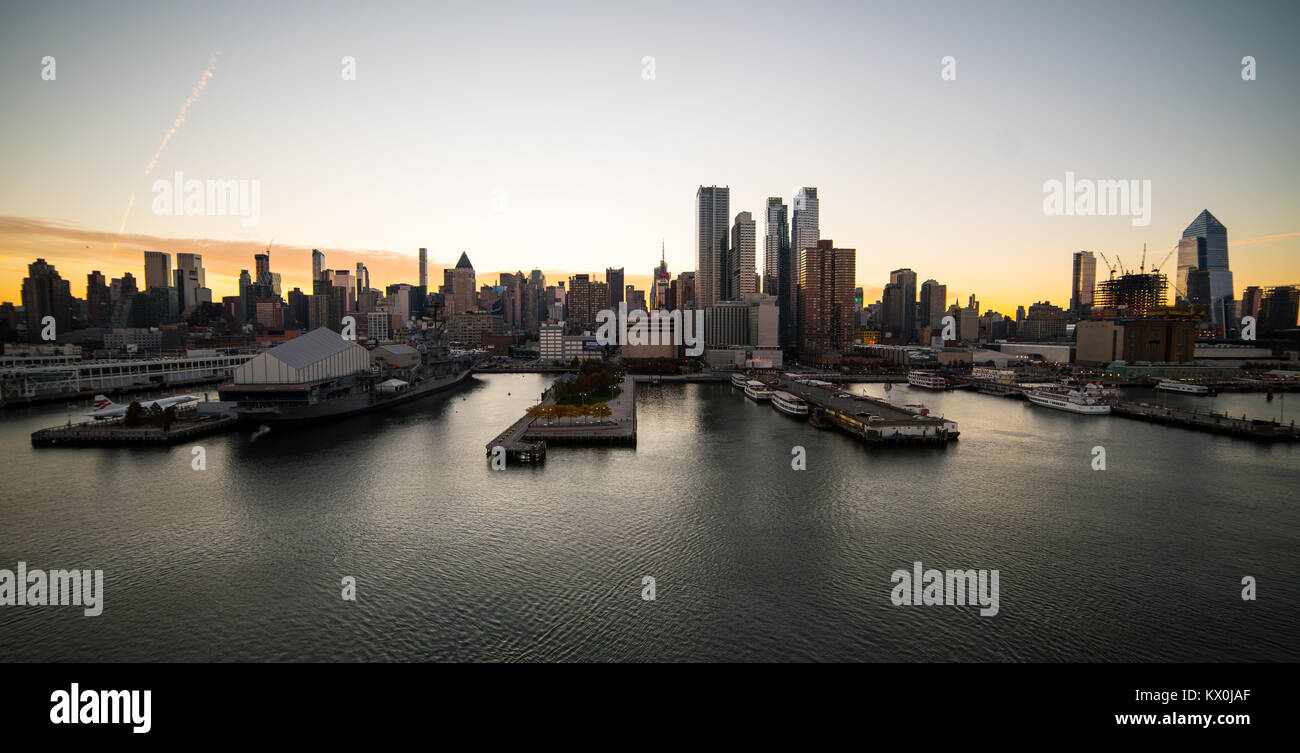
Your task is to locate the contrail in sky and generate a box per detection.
[113,51,221,251]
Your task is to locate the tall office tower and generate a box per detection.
[1180,209,1234,333]
[312,249,325,283]
[524,270,545,333]
[331,270,357,312]
[1069,251,1096,318]
[765,197,794,349]
[764,197,788,298]
[1016,305,1026,327]
[606,267,625,309]
[175,253,207,310]
[449,252,477,314]
[86,271,110,327]
[499,272,523,329]
[672,271,696,311]
[695,185,729,308]
[255,253,272,286]
[967,293,979,315]
[888,268,918,343]
[20,259,73,341]
[919,279,947,334]
[143,251,172,291]
[652,247,670,310]
[790,188,819,352]
[418,248,428,290]
[355,263,370,293]
[730,211,757,300]
[799,240,856,364]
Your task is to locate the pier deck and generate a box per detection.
[487,375,637,464]
[776,379,958,445]
[1111,401,1300,441]
[31,413,242,447]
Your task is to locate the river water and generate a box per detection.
[1,374,1296,661]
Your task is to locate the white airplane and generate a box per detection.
[83,394,200,419]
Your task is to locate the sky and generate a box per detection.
[1,0,1297,315]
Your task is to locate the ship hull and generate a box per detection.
[1026,391,1111,415]
[237,368,473,428]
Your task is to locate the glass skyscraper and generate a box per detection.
[1179,209,1233,332]
[695,186,729,309]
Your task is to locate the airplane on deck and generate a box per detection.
[83,394,200,420]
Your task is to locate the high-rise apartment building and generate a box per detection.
[798,240,855,364]
[730,211,757,301]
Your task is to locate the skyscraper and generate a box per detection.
[606,267,625,309]
[888,268,917,343]
[1070,251,1096,318]
[312,249,325,283]
[695,185,729,308]
[143,251,171,291]
[799,240,855,364]
[1180,209,1233,333]
[175,253,208,310]
[730,211,757,300]
[651,249,670,311]
[765,197,794,350]
[20,259,73,341]
[255,253,272,286]
[418,248,428,290]
[790,188,819,352]
[450,252,476,314]
[920,279,947,336]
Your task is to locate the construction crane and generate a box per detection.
[1098,252,1118,279]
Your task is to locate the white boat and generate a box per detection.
[770,390,809,416]
[1026,387,1111,415]
[907,370,949,390]
[1155,379,1211,395]
[731,372,751,389]
[744,380,773,402]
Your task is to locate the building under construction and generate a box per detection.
[1093,272,1168,317]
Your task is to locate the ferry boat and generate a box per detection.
[1026,387,1111,415]
[770,390,809,416]
[1061,378,1119,402]
[1155,379,1211,395]
[907,370,949,390]
[731,372,751,389]
[743,380,773,402]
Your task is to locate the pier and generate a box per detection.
[774,378,958,445]
[31,412,242,447]
[1110,402,1300,441]
[487,375,637,464]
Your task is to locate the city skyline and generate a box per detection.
[3,1,1299,315]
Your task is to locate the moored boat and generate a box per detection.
[770,390,809,416]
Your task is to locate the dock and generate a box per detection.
[487,375,637,465]
[31,412,242,447]
[775,378,958,445]
[1111,402,1300,441]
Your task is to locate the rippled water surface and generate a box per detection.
[1,374,1296,661]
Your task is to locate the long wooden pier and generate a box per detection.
[31,414,242,447]
[1111,402,1300,441]
[774,378,959,445]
